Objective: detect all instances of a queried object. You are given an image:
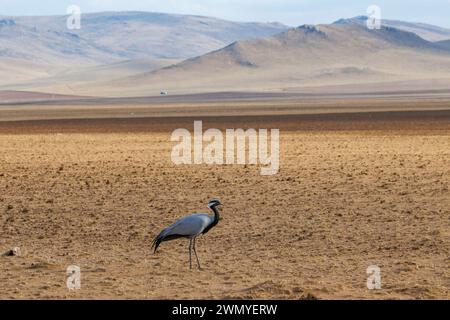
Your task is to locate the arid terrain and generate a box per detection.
[1,6,450,301]
[0,98,449,299]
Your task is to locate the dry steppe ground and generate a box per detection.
[0,107,449,299]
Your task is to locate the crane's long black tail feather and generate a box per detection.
[151,231,165,253]
[152,231,186,254]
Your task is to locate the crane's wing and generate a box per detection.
[152,214,212,253]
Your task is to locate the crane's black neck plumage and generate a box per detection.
[202,205,220,234]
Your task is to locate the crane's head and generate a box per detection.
[207,199,222,209]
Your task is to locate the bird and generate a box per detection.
[152,199,222,269]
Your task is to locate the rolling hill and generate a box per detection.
[0,11,288,91]
[334,16,450,42]
[76,21,450,97]
[0,12,288,63]
[436,39,450,50]
[2,14,450,98]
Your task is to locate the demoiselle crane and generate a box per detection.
[152,199,222,269]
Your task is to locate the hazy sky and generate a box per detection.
[1,0,450,28]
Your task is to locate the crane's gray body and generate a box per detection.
[152,199,222,269]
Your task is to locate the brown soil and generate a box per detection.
[0,109,449,299]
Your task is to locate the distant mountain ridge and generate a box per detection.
[436,39,450,50]
[0,17,121,64]
[0,11,289,64]
[84,21,450,97]
[2,13,450,98]
[2,12,450,67]
[333,16,450,42]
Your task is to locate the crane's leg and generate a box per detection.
[189,238,193,270]
[192,237,202,270]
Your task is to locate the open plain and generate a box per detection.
[0,97,449,299]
